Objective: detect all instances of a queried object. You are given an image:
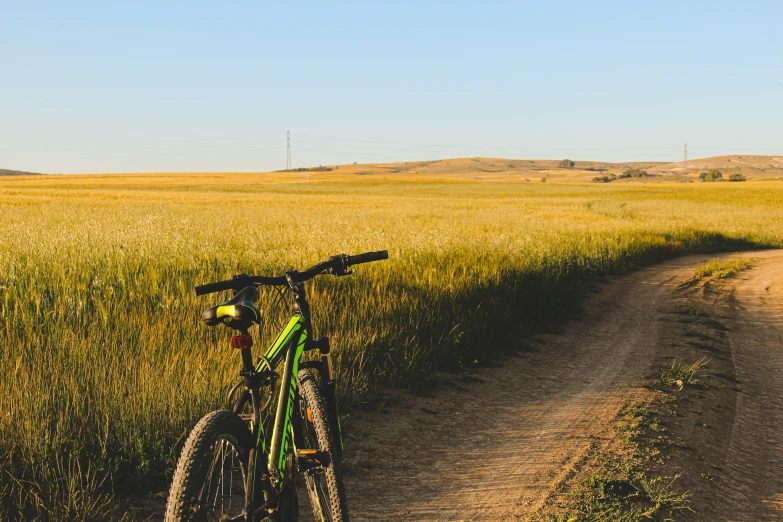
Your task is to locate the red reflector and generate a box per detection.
[231,335,253,349]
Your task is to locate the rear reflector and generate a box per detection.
[231,335,253,349]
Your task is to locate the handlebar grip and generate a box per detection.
[194,279,235,296]
[346,250,389,266]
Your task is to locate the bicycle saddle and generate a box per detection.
[201,286,260,327]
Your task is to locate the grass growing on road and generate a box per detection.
[540,398,692,522]
[653,358,709,391]
[1,175,782,519]
[693,258,752,280]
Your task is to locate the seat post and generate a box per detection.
[240,346,253,370]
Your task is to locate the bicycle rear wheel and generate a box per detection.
[298,369,349,522]
[165,410,251,522]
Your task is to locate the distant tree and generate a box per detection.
[559,159,575,168]
[728,173,746,182]
[699,169,723,182]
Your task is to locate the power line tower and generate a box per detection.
[286,130,292,170]
[683,143,688,169]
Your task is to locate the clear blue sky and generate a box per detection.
[1,1,781,173]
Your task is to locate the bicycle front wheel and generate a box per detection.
[298,369,349,522]
[165,410,251,522]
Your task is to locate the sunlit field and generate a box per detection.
[1,172,782,520]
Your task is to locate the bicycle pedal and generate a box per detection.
[296,449,331,470]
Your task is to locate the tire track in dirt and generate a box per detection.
[706,252,783,520]
[342,257,711,521]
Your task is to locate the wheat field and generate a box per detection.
[1,173,782,520]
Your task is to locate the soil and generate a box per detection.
[650,250,783,521]
[338,251,783,521]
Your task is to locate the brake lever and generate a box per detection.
[229,274,253,295]
[328,267,354,277]
[327,254,353,276]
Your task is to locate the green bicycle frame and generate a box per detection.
[232,308,340,519]
[261,313,307,480]
[193,250,386,520]
[230,312,308,518]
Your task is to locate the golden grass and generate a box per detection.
[1,174,782,519]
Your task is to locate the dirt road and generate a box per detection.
[707,252,783,520]
[341,251,783,521]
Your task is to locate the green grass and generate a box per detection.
[541,400,691,522]
[693,258,752,280]
[1,175,782,519]
[563,475,691,522]
[653,358,709,391]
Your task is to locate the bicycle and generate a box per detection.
[164,251,388,522]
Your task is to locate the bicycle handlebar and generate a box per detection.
[194,274,286,296]
[347,250,388,266]
[194,250,388,296]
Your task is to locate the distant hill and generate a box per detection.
[4,155,780,182]
[317,157,669,182]
[0,168,43,176]
[651,155,783,179]
[310,155,783,182]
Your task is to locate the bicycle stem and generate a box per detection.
[286,274,314,336]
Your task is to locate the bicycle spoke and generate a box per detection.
[165,411,254,522]
[193,438,245,521]
[308,473,333,522]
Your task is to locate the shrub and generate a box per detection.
[728,173,746,182]
[592,174,617,183]
[699,169,723,182]
[559,159,575,168]
[618,169,648,179]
